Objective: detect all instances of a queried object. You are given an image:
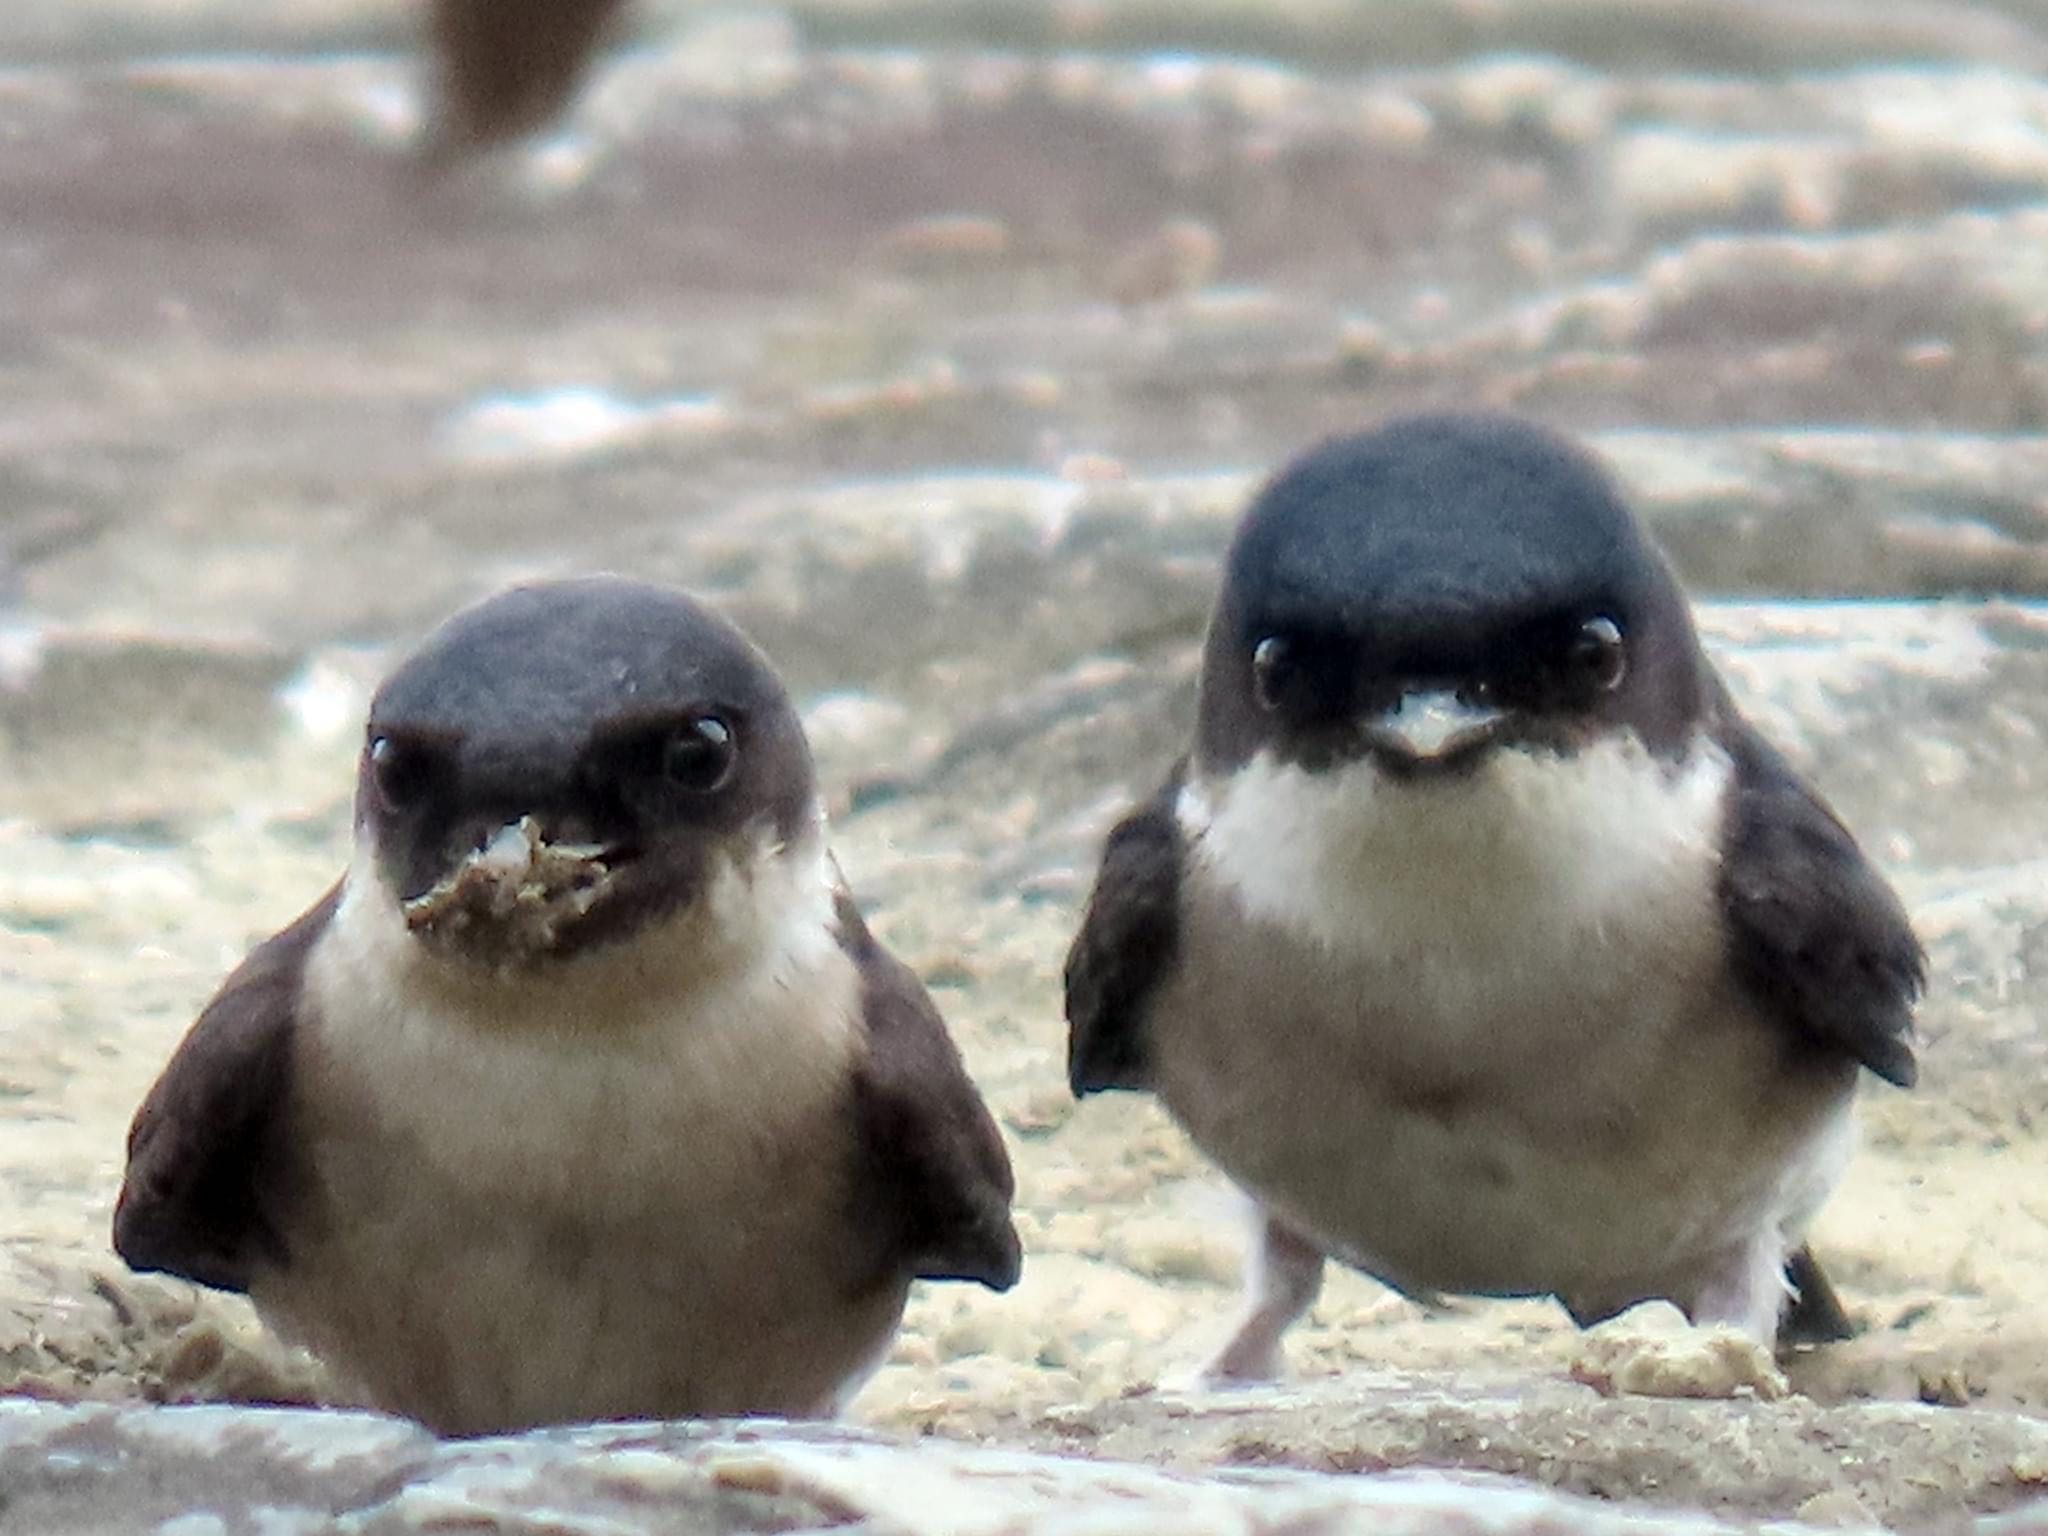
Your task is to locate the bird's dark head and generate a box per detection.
[1197,413,1708,779]
[357,576,817,971]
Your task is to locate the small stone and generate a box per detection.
[1000,1085,1074,1138]
[1110,1217,1240,1288]
[707,1453,792,1497]
[159,1327,226,1388]
[889,1335,939,1370]
[1569,1305,1788,1402]
[1916,1366,1973,1407]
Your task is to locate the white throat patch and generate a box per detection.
[1178,732,1733,965]
[323,803,846,1036]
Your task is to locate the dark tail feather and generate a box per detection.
[1779,1244,1858,1347]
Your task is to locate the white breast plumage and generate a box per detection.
[1153,732,1856,1338]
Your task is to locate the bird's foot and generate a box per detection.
[1685,1237,1794,1348]
[1175,1207,1327,1391]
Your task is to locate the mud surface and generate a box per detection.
[1,3,2045,1532]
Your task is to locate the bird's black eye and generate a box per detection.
[1251,636,1292,712]
[662,716,735,793]
[368,734,440,811]
[1568,615,1627,692]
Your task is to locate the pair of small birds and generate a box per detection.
[113,413,1923,1437]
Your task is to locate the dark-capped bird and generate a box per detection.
[116,576,1019,1434]
[1065,414,1921,1379]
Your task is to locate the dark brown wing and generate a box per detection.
[1063,768,1186,1096]
[1717,722,1923,1089]
[112,885,338,1293]
[839,893,1020,1292]
[421,0,628,161]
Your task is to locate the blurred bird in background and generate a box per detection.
[420,0,630,165]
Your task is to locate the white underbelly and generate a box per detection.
[257,1149,905,1435]
[1150,877,1858,1309]
[1156,737,1862,1311]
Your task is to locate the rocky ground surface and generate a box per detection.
[14,1397,2046,1536]
[2,2,2048,1532]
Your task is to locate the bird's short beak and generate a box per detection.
[1361,689,1506,764]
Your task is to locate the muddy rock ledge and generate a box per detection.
[2,1380,2047,1535]
[0,1384,2039,1536]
